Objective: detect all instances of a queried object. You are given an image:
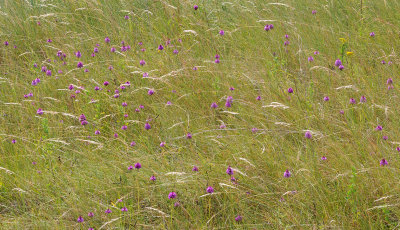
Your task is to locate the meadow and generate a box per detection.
[1,0,400,229]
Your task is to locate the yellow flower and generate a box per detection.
[346,51,353,56]
[339,38,346,44]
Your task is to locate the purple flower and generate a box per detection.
[144,123,151,130]
[383,136,388,140]
[284,41,290,46]
[387,78,393,85]
[308,56,314,62]
[312,10,317,15]
[128,165,133,170]
[140,60,146,66]
[219,30,225,35]
[370,32,375,37]
[37,108,43,115]
[285,34,289,39]
[121,207,128,212]
[283,169,291,178]
[105,37,111,43]
[305,131,312,139]
[88,212,94,217]
[338,65,344,70]
[4,41,9,46]
[68,84,74,90]
[211,102,218,108]
[11,139,16,144]
[122,102,128,107]
[47,39,52,43]
[168,192,177,199]
[360,96,367,103]
[111,47,116,52]
[256,96,261,101]
[186,132,192,139]
[251,128,258,133]
[94,47,99,53]
[166,101,172,105]
[192,166,199,172]
[314,51,319,55]
[235,215,243,222]
[77,216,84,223]
[229,87,235,91]
[206,186,214,193]
[173,49,179,54]
[264,24,270,31]
[124,15,129,20]
[75,51,81,58]
[103,81,109,86]
[139,105,144,109]
[335,59,342,67]
[150,175,156,181]
[323,96,329,101]
[160,142,166,147]
[121,125,127,130]
[396,147,400,152]
[114,133,118,138]
[226,166,234,175]
[349,98,356,104]
[380,158,388,166]
[46,70,52,76]
[148,89,154,95]
[220,124,226,129]
[134,162,141,169]
[143,72,149,78]
[158,44,164,50]
[194,5,198,10]
[77,62,83,68]
[375,125,382,131]
[215,59,220,64]
[130,141,136,146]
[288,87,293,93]
[321,156,327,160]
[105,209,112,214]
[95,130,100,135]
[81,120,88,126]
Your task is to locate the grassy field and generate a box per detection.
[1,0,400,229]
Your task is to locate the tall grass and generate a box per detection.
[0,0,400,229]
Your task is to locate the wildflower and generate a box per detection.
[111,47,116,52]
[68,85,74,90]
[143,72,149,78]
[160,142,166,147]
[158,44,164,50]
[103,81,109,86]
[105,37,110,43]
[135,162,141,169]
[148,89,154,95]
[314,51,319,55]
[206,186,214,193]
[114,133,118,138]
[95,130,100,135]
[284,41,290,46]
[312,10,317,14]
[335,59,342,67]
[12,139,16,144]
[370,32,375,37]
[144,123,151,130]
[226,166,234,175]
[192,166,199,172]
[288,88,293,93]
[251,128,258,133]
[173,49,179,54]
[308,56,314,62]
[380,158,388,166]
[105,209,112,214]
[150,175,156,181]
[215,59,220,64]
[139,60,146,66]
[88,212,94,217]
[387,78,393,85]
[121,207,128,212]
[256,96,261,101]
[375,125,382,131]
[360,96,367,103]
[321,156,327,160]
[121,125,127,130]
[47,39,52,43]
[168,192,177,199]
[285,34,289,39]
[4,41,9,46]
[194,5,198,10]
[130,141,136,146]
[128,165,134,170]
[166,101,172,105]
[220,124,226,129]
[174,202,180,207]
[349,98,356,104]
[346,51,353,56]
[122,102,127,107]
[187,132,192,139]
[305,131,312,139]
[339,65,344,70]
[46,70,52,76]
[235,215,243,222]
[75,51,81,58]
[283,169,291,178]
[264,24,270,31]
[37,108,43,115]
[323,96,329,101]
[77,216,84,223]
[81,120,88,126]
[211,102,218,108]
[383,136,388,140]
[219,30,225,35]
